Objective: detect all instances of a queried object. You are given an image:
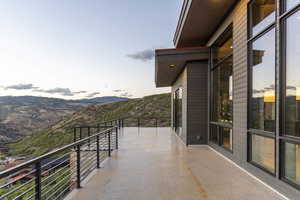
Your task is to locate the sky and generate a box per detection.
[0,0,182,99]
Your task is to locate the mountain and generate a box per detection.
[71,96,129,104]
[0,96,128,144]
[9,93,171,157]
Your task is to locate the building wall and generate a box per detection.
[187,61,208,145]
[172,61,209,146]
[207,0,300,199]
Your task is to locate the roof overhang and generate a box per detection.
[155,47,209,87]
[174,0,238,48]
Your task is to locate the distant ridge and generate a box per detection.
[0,95,129,105]
[9,93,171,157]
[0,95,129,144]
[70,96,129,104]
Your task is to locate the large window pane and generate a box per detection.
[250,29,275,132]
[212,57,233,123]
[286,0,300,11]
[251,135,275,173]
[221,127,232,150]
[251,0,275,36]
[213,37,233,64]
[285,11,300,138]
[284,142,300,185]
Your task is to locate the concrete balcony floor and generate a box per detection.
[69,127,285,200]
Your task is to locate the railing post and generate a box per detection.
[104,122,107,128]
[35,161,42,200]
[115,127,118,150]
[108,131,111,157]
[76,144,81,188]
[73,127,77,142]
[97,124,100,132]
[138,118,140,127]
[156,118,158,128]
[79,127,82,140]
[88,127,91,149]
[96,135,100,168]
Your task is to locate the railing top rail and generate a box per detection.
[73,125,114,129]
[0,126,117,178]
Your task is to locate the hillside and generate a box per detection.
[0,96,128,144]
[9,93,171,157]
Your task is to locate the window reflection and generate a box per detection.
[285,11,300,138]
[174,88,182,136]
[221,127,232,150]
[251,134,275,173]
[213,37,233,64]
[212,57,233,124]
[286,0,300,11]
[251,0,275,36]
[284,142,300,185]
[250,29,275,132]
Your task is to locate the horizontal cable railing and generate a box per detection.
[73,118,168,142]
[0,120,120,200]
[123,117,170,128]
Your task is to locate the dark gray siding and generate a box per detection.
[187,61,208,145]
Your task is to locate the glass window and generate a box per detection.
[174,88,182,135]
[221,127,233,150]
[212,57,233,124]
[285,11,300,138]
[210,124,218,143]
[251,0,275,36]
[213,37,233,64]
[210,25,233,152]
[284,142,300,185]
[286,0,300,11]
[250,29,276,132]
[251,134,275,173]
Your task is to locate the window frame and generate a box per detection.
[279,1,300,189]
[174,88,182,133]
[209,24,234,152]
[247,0,277,175]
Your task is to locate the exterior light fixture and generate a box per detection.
[169,64,176,69]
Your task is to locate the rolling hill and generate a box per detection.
[0,96,128,144]
[9,93,171,157]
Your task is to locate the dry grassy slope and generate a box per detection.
[9,93,171,157]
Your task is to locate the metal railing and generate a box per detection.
[120,118,166,128]
[0,120,121,200]
[73,119,124,142]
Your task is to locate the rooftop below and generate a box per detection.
[69,127,286,200]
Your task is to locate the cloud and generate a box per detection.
[34,88,74,96]
[252,89,263,94]
[127,49,154,62]
[3,83,100,98]
[5,83,38,90]
[85,92,101,98]
[287,85,296,90]
[120,92,133,98]
[73,90,88,94]
[113,89,123,93]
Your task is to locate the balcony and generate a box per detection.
[71,127,285,200]
[0,120,286,200]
